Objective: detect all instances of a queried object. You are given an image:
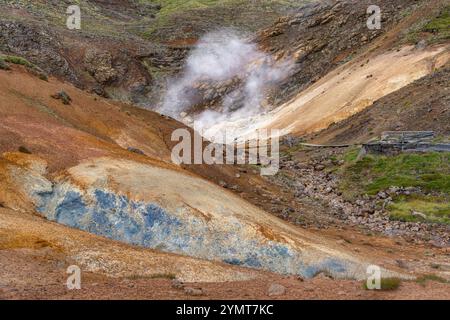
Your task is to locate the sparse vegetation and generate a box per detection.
[142,0,312,39]
[362,277,402,291]
[51,90,72,105]
[18,146,32,154]
[38,73,49,81]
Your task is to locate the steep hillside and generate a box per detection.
[1,0,450,301]
[311,63,450,144]
[1,65,417,283]
[198,0,449,139]
[0,0,313,105]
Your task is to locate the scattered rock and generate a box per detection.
[18,146,32,154]
[184,287,204,296]
[377,191,387,199]
[314,272,333,280]
[0,58,10,70]
[429,239,446,248]
[91,85,107,97]
[219,180,227,188]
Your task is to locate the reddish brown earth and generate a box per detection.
[1,0,450,300]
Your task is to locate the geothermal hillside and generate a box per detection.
[0,0,449,299]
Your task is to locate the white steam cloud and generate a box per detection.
[158,30,293,141]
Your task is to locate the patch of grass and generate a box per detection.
[363,277,402,291]
[415,274,448,286]
[280,143,306,159]
[0,230,55,250]
[423,6,450,34]
[0,55,48,80]
[342,147,360,164]
[0,57,10,70]
[406,5,450,44]
[339,152,450,197]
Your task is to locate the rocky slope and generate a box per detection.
[1,65,415,282]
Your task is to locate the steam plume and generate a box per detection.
[158,30,293,140]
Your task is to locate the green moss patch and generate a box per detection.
[363,277,402,291]
[415,274,449,286]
